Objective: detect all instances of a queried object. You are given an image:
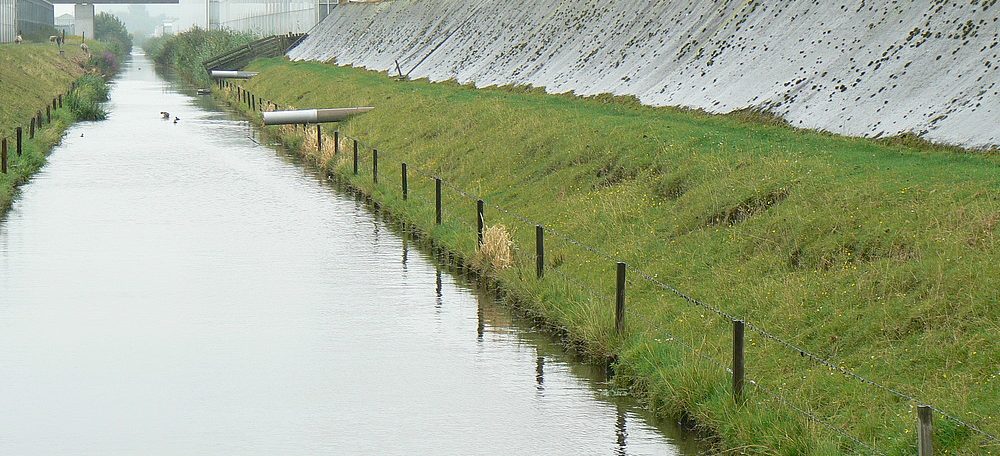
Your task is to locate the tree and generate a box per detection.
[95,12,134,55]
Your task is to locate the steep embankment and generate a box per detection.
[290,0,1000,150]
[0,44,100,214]
[227,57,999,455]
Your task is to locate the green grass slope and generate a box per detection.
[233,58,998,454]
[0,43,102,215]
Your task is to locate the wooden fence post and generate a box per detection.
[316,125,322,152]
[58,94,63,108]
[435,177,442,225]
[372,149,378,183]
[353,140,359,175]
[334,131,340,154]
[16,127,22,156]
[615,262,626,334]
[30,119,35,139]
[1,138,7,174]
[401,163,408,200]
[917,405,933,456]
[733,320,745,401]
[536,225,544,279]
[46,107,50,124]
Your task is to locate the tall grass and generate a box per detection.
[225,58,1000,455]
[66,75,109,121]
[145,28,257,86]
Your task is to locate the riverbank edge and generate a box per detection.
[209,83,855,455]
[0,45,116,219]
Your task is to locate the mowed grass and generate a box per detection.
[236,58,998,454]
[0,43,96,214]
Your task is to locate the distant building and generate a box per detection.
[153,20,175,38]
[0,0,55,43]
[208,0,350,36]
[54,12,72,36]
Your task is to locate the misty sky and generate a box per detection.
[55,0,207,32]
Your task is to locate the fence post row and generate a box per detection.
[435,177,442,225]
[352,140,359,175]
[536,225,544,279]
[615,262,626,335]
[917,406,933,456]
[733,320,745,402]
[477,200,484,247]
[373,149,378,184]
[401,163,408,200]
[16,127,22,156]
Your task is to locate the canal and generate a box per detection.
[0,54,705,455]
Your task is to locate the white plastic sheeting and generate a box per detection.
[288,0,1000,149]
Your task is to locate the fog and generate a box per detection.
[55,0,207,35]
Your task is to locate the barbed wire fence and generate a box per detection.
[225,83,999,454]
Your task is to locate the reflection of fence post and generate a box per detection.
[372,149,378,184]
[536,225,544,279]
[401,163,408,200]
[435,178,442,225]
[16,127,22,156]
[615,262,626,335]
[334,131,340,154]
[733,320,745,402]
[477,199,484,247]
[917,406,933,456]
[353,140,359,175]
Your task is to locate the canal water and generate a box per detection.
[0,54,705,455]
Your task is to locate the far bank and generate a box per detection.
[0,43,115,216]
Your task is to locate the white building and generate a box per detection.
[209,0,314,35]
[54,11,72,35]
[208,0,342,36]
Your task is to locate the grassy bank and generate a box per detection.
[220,58,997,454]
[0,43,109,215]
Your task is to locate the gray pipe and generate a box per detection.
[263,107,375,125]
[210,70,258,79]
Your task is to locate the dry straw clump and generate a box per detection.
[477,224,514,270]
[301,125,338,163]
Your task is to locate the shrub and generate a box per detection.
[145,28,257,86]
[67,75,109,120]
